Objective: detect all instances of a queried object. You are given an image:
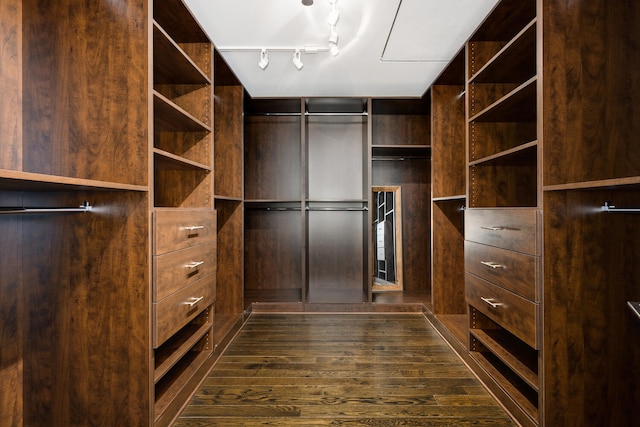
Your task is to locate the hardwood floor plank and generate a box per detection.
[174,314,516,426]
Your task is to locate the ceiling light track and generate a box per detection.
[220,0,341,71]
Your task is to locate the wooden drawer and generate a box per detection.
[466,273,539,349]
[154,242,217,301]
[465,208,539,255]
[153,274,216,348]
[465,241,539,302]
[154,210,216,255]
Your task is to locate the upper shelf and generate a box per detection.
[469,77,537,123]
[470,20,537,84]
[0,169,148,192]
[154,92,211,133]
[153,23,211,86]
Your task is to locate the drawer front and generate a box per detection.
[465,241,539,301]
[466,273,539,349]
[153,274,216,348]
[154,210,216,255]
[465,208,539,254]
[154,242,217,301]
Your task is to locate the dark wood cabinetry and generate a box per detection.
[429,1,640,426]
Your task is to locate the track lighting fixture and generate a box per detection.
[258,49,269,70]
[327,7,340,26]
[292,49,304,70]
[329,26,339,45]
[329,42,340,57]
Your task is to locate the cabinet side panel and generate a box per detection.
[543,0,640,185]
[21,191,150,426]
[0,192,23,427]
[544,189,640,427]
[22,0,148,185]
[0,0,21,171]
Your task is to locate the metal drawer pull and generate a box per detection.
[186,296,204,307]
[481,226,505,231]
[481,261,505,269]
[480,297,501,309]
[185,225,205,231]
[187,261,205,269]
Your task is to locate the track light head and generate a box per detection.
[329,43,340,57]
[258,49,269,70]
[292,49,303,70]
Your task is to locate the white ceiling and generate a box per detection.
[183,0,500,98]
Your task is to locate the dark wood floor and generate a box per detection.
[174,313,516,426]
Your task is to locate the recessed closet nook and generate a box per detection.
[1,0,638,426]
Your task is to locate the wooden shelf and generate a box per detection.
[471,20,537,85]
[154,92,211,133]
[470,328,538,391]
[469,140,537,167]
[153,23,210,86]
[153,149,211,171]
[469,77,537,123]
[154,317,213,383]
[154,344,211,422]
[0,169,148,192]
[372,145,431,159]
[471,350,539,424]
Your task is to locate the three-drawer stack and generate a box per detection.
[152,209,217,425]
[464,208,541,423]
[153,209,217,348]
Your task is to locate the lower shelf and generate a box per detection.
[470,349,539,425]
[154,305,214,426]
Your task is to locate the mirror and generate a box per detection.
[372,186,403,292]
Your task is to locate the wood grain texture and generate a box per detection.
[214,84,243,199]
[244,210,302,295]
[372,159,431,295]
[0,191,23,427]
[431,85,465,198]
[0,0,21,171]
[431,200,466,315]
[21,191,149,426]
[543,189,640,427]
[174,314,515,426]
[244,116,301,201]
[543,0,640,186]
[215,200,244,317]
[22,0,148,185]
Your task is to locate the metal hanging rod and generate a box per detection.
[0,201,92,215]
[248,207,302,211]
[601,202,640,213]
[306,207,368,211]
[628,301,640,321]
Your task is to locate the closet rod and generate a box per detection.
[306,207,368,211]
[628,301,640,321]
[601,202,640,213]
[0,201,92,215]
[304,112,368,117]
[249,207,302,211]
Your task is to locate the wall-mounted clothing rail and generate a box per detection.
[601,202,640,213]
[0,201,92,214]
[306,207,368,211]
[628,301,640,321]
[248,207,302,211]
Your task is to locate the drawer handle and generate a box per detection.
[187,261,205,270]
[481,226,505,231]
[481,261,505,269]
[184,226,205,237]
[186,296,204,307]
[480,297,501,309]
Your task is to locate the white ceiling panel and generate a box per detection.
[183,0,500,98]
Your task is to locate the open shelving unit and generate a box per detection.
[151,1,216,426]
[464,0,541,426]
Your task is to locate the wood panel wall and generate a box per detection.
[0,0,21,171]
[372,159,431,295]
